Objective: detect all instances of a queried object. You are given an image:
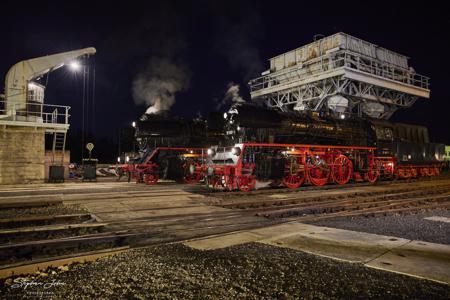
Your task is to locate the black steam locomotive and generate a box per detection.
[223,103,444,166]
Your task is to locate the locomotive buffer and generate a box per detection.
[249,32,430,119]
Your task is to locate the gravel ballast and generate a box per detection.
[0,204,88,220]
[308,209,450,245]
[2,243,449,299]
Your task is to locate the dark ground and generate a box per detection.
[2,243,449,299]
[308,209,450,245]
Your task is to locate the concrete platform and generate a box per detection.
[185,222,450,284]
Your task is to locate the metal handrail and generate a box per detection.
[249,50,430,92]
[0,100,70,125]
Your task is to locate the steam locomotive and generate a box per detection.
[204,103,445,191]
[117,112,225,184]
[120,103,444,189]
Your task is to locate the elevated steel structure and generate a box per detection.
[249,33,430,119]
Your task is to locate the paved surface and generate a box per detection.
[2,243,449,300]
[308,209,450,245]
[186,222,450,284]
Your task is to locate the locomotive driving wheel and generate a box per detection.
[307,156,330,186]
[143,173,159,185]
[365,166,379,183]
[331,155,353,185]
[283,158,305,189]
[237,175,256,192]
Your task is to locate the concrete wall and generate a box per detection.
[44,150,70,179]
[0,125,45,184]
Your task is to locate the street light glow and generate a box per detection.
[69,61,81,71]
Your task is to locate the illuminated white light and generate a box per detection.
[231,147,241,156]
[237,126,241,131]
[190,150,193,154]
[340,114,345,119]
[408,155,412,160]
[291,148,295,152]
[126,156,130,162]
[132,121,136,128]
[223,112,228,119]
[207,148,215,156]
[69,61,81,71]
[117,157,121,163]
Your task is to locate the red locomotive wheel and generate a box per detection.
[307,160,330,186]
[237,175,256,192]
[283,173,305,189]
[143,173,159,185]
[331,155,353,185]
[365,169,378,183]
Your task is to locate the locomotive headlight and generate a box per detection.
[207,148,215,156]
[126,156,130,162]
[223,112,228,119]
[231,147,241,156]
[237,126,241,131]
[117,157,121,163]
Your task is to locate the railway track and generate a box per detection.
[1,176,450,280]
[204,174,450,199]
[0,199,135,278]
[211,181,450,222]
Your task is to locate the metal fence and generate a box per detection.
[0,100,70,126]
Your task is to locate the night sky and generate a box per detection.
[1,1,449,161]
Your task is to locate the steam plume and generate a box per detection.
[132,57,190,114]
[216,82,246,110]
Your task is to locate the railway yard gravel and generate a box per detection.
[0,204,88,220]
[308,209,450,245]
[2,243,449,299]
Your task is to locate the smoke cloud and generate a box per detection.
[216,82,246,110]
[132,57,190,114]
[224,82,245,104]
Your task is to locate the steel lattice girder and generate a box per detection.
[261,76,419,118]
